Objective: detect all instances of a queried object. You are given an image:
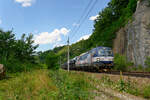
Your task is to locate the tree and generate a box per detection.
[14,33,39,63]
[45,52,59,70]
[0,29,39,72]
[0,30,15,64]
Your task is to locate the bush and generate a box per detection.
[144,57,150,72]
[137,65,144,71]
[143,85,150,98]
[114,54,128,71]
[45,52,59,70]
[145,57,150,67]
[148,0,150,7]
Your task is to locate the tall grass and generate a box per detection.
[0,70,57,100]
[0,69,94,100]
[49,70,94,100]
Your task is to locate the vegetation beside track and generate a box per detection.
[0,69,95,100]
[93,73,150,99]
[1,68,150,99]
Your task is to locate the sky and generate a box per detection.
[0,0,110,51]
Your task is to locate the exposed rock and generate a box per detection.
[113,0,150,67]
[126,0,150,67]
[113,27,127,55]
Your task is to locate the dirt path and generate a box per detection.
[94,86,146,100]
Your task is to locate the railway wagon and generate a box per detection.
[61,58,77,70]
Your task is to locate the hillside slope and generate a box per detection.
[41,0,149,67]
[40,0,138,63]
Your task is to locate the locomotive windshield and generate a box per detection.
[98,48,113,56]
[98,49,105,56]
[105,50,113,56]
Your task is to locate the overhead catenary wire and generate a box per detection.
[66,0,95,66]
[69,0,94,39]
[69,0,96,40]
[70,0,98,42]
[66,0,98,72]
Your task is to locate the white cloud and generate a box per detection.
[53,43,65,48]
[60,28,70,35]
[72,23,79,27]
[34,28,70,45]
[89,15,99,21]
[15,0,35,7]
[77,34,91,42]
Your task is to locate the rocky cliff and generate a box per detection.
[113,0,150,67]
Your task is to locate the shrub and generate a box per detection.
[117,79,126,92]
[145,57,150,67]
[144,57,150,72]
[45,52,59,70]
[143,85,150,98]
[114,54,128,71]
[148,0,150,7]
[137,65,144,71]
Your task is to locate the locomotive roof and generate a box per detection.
[78,46,112,57]
[93,46,111,50]
[79,52,88,56]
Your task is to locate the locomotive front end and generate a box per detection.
[92,47,114,71]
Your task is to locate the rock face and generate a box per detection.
[113,28,127,55]
[113,0,150,67]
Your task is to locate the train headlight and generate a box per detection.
[97,58,100,62]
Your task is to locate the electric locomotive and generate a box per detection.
[75,46,114,71]
[62,46,114,72]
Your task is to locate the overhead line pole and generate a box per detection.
[67,37,70,72]
[60,56,61,68]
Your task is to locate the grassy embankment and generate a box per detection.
[94,74,150,99]
[0,69,95,100]
[0,68,150,100]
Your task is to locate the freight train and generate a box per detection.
[61,46,114,72]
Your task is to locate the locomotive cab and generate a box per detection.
[92,47,114,71]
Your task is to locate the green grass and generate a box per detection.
[0,69,94,100]
[49,70,95,100]
[143,85,150,98]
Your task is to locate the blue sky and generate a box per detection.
[0,0,110,51]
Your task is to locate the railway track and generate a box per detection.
[66,68,150,78]
[103,71,150,78]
